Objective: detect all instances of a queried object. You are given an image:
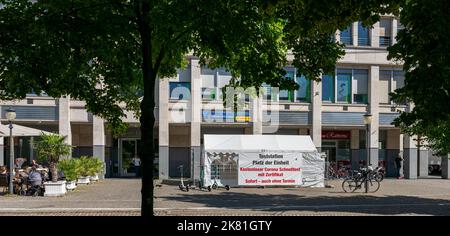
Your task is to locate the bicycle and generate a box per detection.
[342,167,380,193]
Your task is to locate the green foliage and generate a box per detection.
[388,0,450,154]
[58,158,79,182]
[34,133,72,164]
[0,0,402,215]
[75,156,104,177]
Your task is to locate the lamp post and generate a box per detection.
[6,107,16,194]
[363,113,372,193]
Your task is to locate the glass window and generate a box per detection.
[216,70,232,100]
[393,71,406,105]
[201,68,216,100]
[169,82,191,100]
[352,69,368,104]
[280,69,295,102]
[340,25,352,45]
[262,83,273,101]
[336,69,352,103]
[397,21,405,33]
[379,19,392,47]
[393,71,405,90]
[296,74,310,102]
[322,74,334,102]
[379,70,392,104]
[358,22,370,46]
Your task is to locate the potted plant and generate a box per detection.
[34,133,72,196]
[58,158,78,190]
[89,157,104,182]
[76,156,91,184]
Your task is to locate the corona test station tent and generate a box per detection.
[203,135,324,187]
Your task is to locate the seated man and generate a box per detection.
[28,166,42,187]
[31,160,43,169]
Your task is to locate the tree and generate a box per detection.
[388,0,450,155]
[34,133,72,182]
[0,0,400,215]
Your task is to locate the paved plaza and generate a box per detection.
[1,178,450,216]
[154,178,450,216]
[0,179,141,216]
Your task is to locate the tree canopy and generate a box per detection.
[1,0,401,215]
[388,0,450,155]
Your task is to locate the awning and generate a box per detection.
[0,124,54,137]
[204,134,318,152]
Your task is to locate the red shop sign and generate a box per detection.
[322,131,350,139]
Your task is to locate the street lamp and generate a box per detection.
[363,113,372,193]
[6,107,16,195]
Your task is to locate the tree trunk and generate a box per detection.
[50,162,58,182]
[138,1,155,217]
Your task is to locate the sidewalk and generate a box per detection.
[154,179,450,216]
[0,179,141,216]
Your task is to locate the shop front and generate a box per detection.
[321,130,351,170]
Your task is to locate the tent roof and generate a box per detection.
[204,135,317,152]
[0,124,54,137]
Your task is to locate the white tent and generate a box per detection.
[203,135,325,188]
[0,124,53,137]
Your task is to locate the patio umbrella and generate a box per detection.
[0,124,54,137]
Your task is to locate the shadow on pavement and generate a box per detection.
[159,191,450,216]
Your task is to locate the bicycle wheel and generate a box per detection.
[342,179,357,193]
[368,179,380,193]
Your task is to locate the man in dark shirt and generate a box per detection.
[395,154,404,179]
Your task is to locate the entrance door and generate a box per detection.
[118,139,141,177]
[322,141,337,164]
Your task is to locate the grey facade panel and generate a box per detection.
[322,112,366,125]
[1,106,58,121]
[379,113,400,126]
[276,111,310,125]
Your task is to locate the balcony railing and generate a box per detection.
[358,37,370,46]
[379,36,391,47]
[340,36,352,45]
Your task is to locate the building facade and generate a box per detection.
[0,16,443,179]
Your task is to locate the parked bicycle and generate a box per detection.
[326,163,353,180]
[342,166,381,193]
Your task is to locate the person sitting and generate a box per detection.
[31,160,43,169]
[28,166,42,187]
[0,166,7,175]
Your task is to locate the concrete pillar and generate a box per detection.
[403,134,418,179]
[58,97,72,146]
[371,21,380,47]
[0,122,4,166]
[252,94,263,134]
[311,80,322,151]
[93,116,106,179]
[368,66,380,167]
[190,58,201,180]
[335,30,341,43]
[392,18,398,45]
[352,22,358,46]
[29,137,34,163]
[417,138,429,177]
[441,154,450,179]
[351,129,360,170]
[386,129,401,177]
[159,77,170,180]
[299,128,308,135]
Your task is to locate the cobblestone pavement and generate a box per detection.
[154,178,450,216]
[0,178,141,216]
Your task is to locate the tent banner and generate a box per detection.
[238,152,303,186]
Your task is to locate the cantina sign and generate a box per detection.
[322,131,350,139]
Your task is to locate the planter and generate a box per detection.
[77,176,91,185]
[44,181,67,197]
[90,174,99,182]
[66,181,77,190]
